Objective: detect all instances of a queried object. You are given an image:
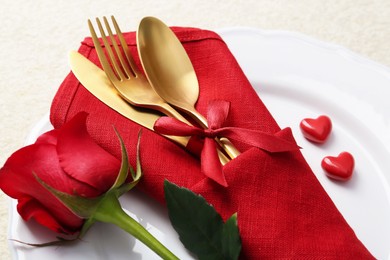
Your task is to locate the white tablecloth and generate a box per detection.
[1,0,390,258]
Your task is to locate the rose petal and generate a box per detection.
[35,129,59,145]
[17,197,81,234]
[56,112,120,192]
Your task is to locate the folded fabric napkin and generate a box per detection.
[50,27,374,259]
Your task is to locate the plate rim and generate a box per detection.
[217,26,390,78]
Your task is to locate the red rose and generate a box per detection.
[0,112,120,234]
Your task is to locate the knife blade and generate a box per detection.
[68,50,189,147]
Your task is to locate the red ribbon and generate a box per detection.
[154,100,300,187]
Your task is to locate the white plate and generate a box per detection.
[9,28,390,259]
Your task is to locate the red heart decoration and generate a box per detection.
[300,115,332,143]
[321,152,355,181]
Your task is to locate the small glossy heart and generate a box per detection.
[300,115,332,143]
[321,152,354,181]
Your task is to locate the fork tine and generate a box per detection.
[103,16,134,79]
[95,17,127,81]
[111,16,140,77]
[88,19,119,81]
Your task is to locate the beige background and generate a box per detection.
[1,0,390,259]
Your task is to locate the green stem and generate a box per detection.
[93,193,179,260]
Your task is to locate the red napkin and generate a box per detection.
[50,27,374,259]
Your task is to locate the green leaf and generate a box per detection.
[221,213,241,260]
[109,127,131,191]
[133,130,143,182]
[116,130,143,196]
[164,180,241,260]
[78,217,96,238]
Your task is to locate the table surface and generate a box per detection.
[1,0,390,259]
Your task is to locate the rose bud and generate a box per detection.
[0,112,178,259]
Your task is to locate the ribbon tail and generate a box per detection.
[201,139,228,187]
[219,127,300,153]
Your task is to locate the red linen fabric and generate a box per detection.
[50,27,374,259]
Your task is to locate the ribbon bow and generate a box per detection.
[154,100,299,187]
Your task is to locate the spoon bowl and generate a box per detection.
[137,17,203,123]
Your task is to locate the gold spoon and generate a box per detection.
[137,16,240,159]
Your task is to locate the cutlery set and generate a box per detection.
[70,16,240,163]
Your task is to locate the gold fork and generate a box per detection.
[88,16,229,164]
[88,16,190,122]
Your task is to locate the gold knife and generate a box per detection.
[68,50,189,147]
